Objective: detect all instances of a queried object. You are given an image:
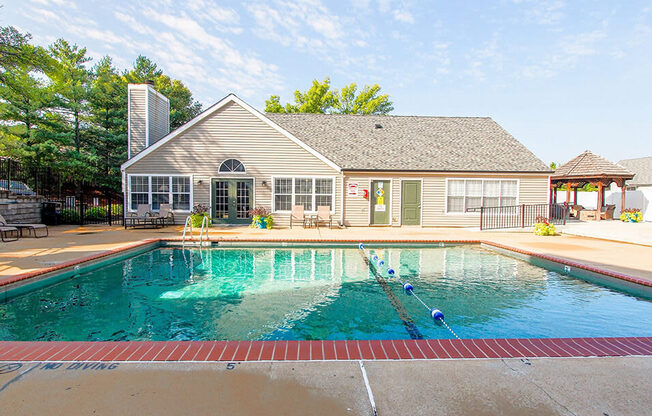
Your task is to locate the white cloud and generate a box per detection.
[521,30,608,79]
[392,9,414,24]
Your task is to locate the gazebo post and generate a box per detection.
[565,181,571,205]
[573,187,578,205]
[596,182,603,221]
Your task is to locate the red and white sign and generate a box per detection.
[348,183,359,196]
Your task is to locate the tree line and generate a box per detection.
[0,26,202,192]
[1,25,394,194]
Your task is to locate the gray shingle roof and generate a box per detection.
[551,150,634,179]
[266,113,550,172]
[618,157,652,186]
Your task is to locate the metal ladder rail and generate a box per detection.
[182,216,193,246]
[199,215,209,246]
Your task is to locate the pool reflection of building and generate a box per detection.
[125,246,550,339]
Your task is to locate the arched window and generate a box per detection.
[219,159,245,173]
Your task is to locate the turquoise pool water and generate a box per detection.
[1,245,651,341]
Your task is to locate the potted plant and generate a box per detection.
[533,216,556,236]
[620,208,643,223]
[249,206,273,229]
[189,204,211,227]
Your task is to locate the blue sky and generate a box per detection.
[4,0,652,165]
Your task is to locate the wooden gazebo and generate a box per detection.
[550,150,634,220]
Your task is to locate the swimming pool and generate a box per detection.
[1,244,650,341]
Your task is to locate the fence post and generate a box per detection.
[108,194,112,226]
[521,204,525,228]
[480,207,484,231]
[80,196,85,226]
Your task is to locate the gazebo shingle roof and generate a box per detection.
[267,113,550,172]
[551,150,634,180]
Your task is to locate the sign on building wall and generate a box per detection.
[348,183,359,196]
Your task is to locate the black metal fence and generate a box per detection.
[1,157,124,226]
[42,194,124,226]
[478,203,569,230]
[0,157,60,197]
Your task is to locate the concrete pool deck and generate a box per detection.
[1,357,650,415]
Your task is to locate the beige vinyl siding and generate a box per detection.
[342,172,549,227]
[128,89,146,157]
[148,89,170,145]
[125,101,340,225]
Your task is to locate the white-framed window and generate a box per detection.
[272,177,335,213]
[129,175,192,211]
[446,179,518,213]
[219,159,245,173]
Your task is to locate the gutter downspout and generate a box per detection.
[340,171,345,227]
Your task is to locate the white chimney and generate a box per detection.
[128,81,170,158]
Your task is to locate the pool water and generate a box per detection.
[1,245,651,341]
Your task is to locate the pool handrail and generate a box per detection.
[182,216,193,246]
[199,216,209,246]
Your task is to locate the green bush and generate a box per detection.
[60,209,80,224]
[190,212,210,228]
[85,206,108,221]
[110,204,123,216]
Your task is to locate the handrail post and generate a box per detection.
[479,207,483,230]
[521,204,525,228]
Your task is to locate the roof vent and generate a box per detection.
[374,123,382,129]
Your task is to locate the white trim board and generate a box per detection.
[121,93,341,172]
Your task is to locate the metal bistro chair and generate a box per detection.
[290,205,308,228]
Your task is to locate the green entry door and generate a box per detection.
[371,180,390,225]
[212,179,253,224]
[401,180,421,225]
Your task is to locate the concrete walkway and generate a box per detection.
[0,358,649,415]
[2,224,652,281]
[562,220,652,247]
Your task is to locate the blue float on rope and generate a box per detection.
[378,259,384,267]
[359,243,365,250]
[387,268,395,276]
[372,254,378,262]
[403,283,414,294]
[430,308,444,321]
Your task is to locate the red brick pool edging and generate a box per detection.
[0,337,650,362]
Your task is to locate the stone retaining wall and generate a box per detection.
[0,192,44,223]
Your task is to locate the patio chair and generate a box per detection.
[314,205,333,229]
[0,225,19,242]
[600,204,616,220]
[290,205,308,228]
[0,213,48,238]
[151,203,175,226]
[126,204,160,228]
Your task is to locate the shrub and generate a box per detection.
[620,208,643,223]
[60,208,80,224]
[533,217,556,236]
[85,206,108,221]
[189,204,211,227]
[110,204,123,216]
